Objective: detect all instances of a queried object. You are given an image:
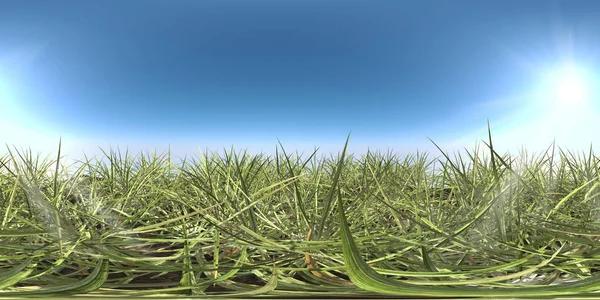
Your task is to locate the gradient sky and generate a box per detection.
[1,0,600,163]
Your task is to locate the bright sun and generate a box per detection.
[523,62,597,149]
[554,66,590,105]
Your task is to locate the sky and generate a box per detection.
[1,0,600,165]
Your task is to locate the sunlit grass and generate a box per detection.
[2,129,600,297]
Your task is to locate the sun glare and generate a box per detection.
[491,61,597,153]
[555,66,589,105]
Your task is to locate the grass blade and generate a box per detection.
[1,259,109,296]
[337,191,600,297]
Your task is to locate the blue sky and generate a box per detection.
[1,0,600,162]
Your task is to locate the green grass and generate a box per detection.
[2,130,600,298]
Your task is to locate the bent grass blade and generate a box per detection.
[337,192,600,297]
[0,259,109,296]
[0,258,37,290]
[213,268,279,298]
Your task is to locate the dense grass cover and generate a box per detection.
[2,133,600,297]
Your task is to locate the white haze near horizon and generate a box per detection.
[2,56,598,171]
[1,117,596,173]
[2,86,598,173]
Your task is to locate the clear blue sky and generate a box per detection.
[1,0,599,161]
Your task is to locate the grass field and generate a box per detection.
[2,131,600,298]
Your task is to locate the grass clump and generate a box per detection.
[2,132,600,297]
